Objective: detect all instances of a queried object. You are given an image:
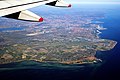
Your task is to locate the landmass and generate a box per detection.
[0,13,117,64]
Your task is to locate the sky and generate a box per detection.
[66,0,120,4]
[67,0,120,2]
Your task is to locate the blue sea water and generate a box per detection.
[94,4,120,79]
[0,4,120,80]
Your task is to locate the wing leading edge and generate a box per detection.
[0,0,71,22]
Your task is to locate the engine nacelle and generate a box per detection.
[4,10,43,22]
[46,0,71,7]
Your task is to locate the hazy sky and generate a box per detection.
[66,0,120,4]
[67,0,120,2]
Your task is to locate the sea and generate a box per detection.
[0,4,120,80]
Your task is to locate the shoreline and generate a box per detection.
[0,59,102,67]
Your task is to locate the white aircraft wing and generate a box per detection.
[0,0,71,22]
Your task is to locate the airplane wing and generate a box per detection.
[0,0,71,22]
